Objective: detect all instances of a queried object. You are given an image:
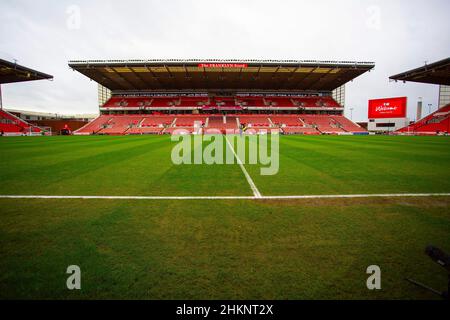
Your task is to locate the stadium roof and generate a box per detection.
[68,59,375,92]
[0,59,53,84]
[389,57,450,86]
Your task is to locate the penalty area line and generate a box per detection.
[0,193,449,200]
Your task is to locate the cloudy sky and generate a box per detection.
[0,0,449,121]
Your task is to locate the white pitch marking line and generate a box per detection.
[0,193,449,200]
[0,195,255,200]
[224,135,262,198]
[261,193,450,199]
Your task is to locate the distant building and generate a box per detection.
[5,108,97,122]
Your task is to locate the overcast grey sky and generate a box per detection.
[0,0,449,121]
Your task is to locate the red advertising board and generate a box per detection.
[198,63,248,68]
[368,97,407,119]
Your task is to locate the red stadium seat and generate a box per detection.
[72,95,363,136]
[0,109,42,135]
[397,104,450,134]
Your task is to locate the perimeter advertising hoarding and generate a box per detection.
[368,97,407,119]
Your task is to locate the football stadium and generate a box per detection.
[1,1,450,310]
[68,59,372,136]
[1,55,450,302]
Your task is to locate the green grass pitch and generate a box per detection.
[0,135,449,299]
